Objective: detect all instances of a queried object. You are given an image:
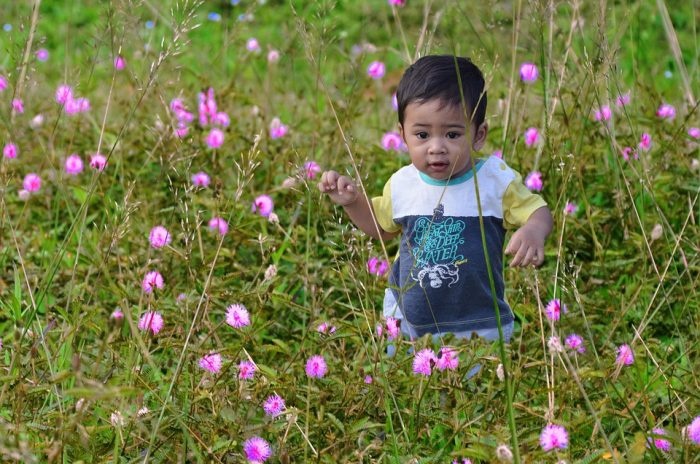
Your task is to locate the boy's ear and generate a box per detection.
[472,122,488,150]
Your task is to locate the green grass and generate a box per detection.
[0,0,699,462]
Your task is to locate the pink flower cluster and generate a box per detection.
[305,355,328,378]
[565,333,585,353]
[647,427,671,452]
[239,360,256,380]
[520,62,538,82]
[412,347,458,376]
[367,61,385,79]
[381,131,405,151]
[616,343,634,366]
[316,322,337,335]
[226,304,251,328]
[243,436,272,463]
[138,311,164,335]
[199,353,223,374]
[304,161,321,178]
[544,298,567,321]
[55,85,91,115]
[149,226,171,249]
[170,98,194,138]
[524,127,541,147]
[263,394,285,417]
[594,105,612,122]
[367,257,389,276]
[252,194,274,217]
[269,117,288,139]
[540,424,568,451]
[656,103,676,120]
[524,171,543,191]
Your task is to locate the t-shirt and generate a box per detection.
[371,156,547,337]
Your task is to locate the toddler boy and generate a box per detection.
[318,55,553,344]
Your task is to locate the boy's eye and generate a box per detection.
[416,132,429,139]
[446,132,461,139]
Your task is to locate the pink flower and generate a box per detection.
[391,92,398,110]
[616,93,630,107]
[138,311,164,335]
[621,147,638,161]
[212,112,230,127]
[174,123,189,138]
[524,127,541,147]
[252,194,274,217]
[364,375,373,384]
[30,114,44,128]
[263,394,285,417]
[246,38,261,52]
[199,353,223,374]
[412,348,437,376]
[243,436,272,463]
[367,61,386,79]
[269,117,288,139]
[367,257,389,276]
[3,143,17,159]
[520,62,538,82]
[565,333,585,353]
[452,459,472,464]
[316,322,336,334]
[656,103,676,120]
[56,85,73,104]
[540,424,568,451]
[376,323,383,338]
[226,304,250,328]
[305,355,328,378]
[238,360,256,380]
[18,190,30,201]
[688,127,700,139]
[594,105,612,121]
[687,416,700,445]
[0,75,7,91]
[385,317,400,340]
[192,171,210,187]
[12,98,24,114]
[544,299,566,321]
[23,173,41,192]
[524,171,543,191]
[304,161,321,179]
[36,48,49,61]
[149,226,171,248]
[492,149,503,159]
[206,128,224,149]
[76,97,91,112]
[142,271,164,293]
[208,217,229,235]
[90,153,107,171]
[647,427,671,452]
[388,0,406,5]
[436,346,459,371]
[65,154,83,175]
[563,201,578,216]
[267,49,280,63]
[638,132,652,152]
[616,344,634,365]
[381,131,403,151]
[114,55,125,70]
[111,309,124,319]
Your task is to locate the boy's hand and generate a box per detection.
[318,170,359,206]
[504,223,546,268]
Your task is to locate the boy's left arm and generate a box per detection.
[504,206,553,268]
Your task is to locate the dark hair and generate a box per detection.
[396,55,487,128]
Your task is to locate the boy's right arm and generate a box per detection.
[318,170,398,242]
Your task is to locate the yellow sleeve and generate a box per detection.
[370,178,401,233]
[502,169,548,230]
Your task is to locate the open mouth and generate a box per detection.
[429,161,449,171]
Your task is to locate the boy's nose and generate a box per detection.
[428,139,447,154]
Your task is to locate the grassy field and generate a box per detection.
[0,0,699,462]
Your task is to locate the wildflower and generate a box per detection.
[65,154,84,175]
[76,97,91,112]
[388,0,406,5]
[565,333,585,353]
[688,127,700,139]
[208,217,229,235]
[304,161,321,178]
[687,415,700,445]
[111,309,124,320]
[364,375,373,384]
[137,407,149,417]
[540,424,569,451]
[243,436,272,463]
[212,111,229,127]
[519,62,538,82]
[148,225,171,249]
[56,85,73,104]
[252,194,274,217]
[646,427,671,452]
[381,131,404,151]
[190,172,210,189]
[391,92,398,110]
[436,346,459,371]
[412,348,437,376]
[496,363,504,381]
[621,147,637,161]
[376,323,383,338]
[3,143,17,159]
[616,344,634,366]
[650,223,663,241]
[90,153,107,171]
[563,202,578,216]
[23,173,41,192]
[656,103,676,120]
[246,38,261,52]
[638,132,652,152]
[267,49,280,63]
[367,61,386,79]
[238,360,256,380]
[263,394,285,417]
[138,311,164,335]
[492,149,503,159]
[199,353,223,374]
[18,189,30,201]
[226,304,250,328]
[548,336,563,353]
[142,271,164,293]
[206,128,224,148]
[495,444,513,462]
[207,12,222,22]
[0,75,7,91]
[114,55,126,70]
[385,317,400,340]
[36,48,49,61]
[544,299,566,321]
[174,122,189,138]
[110,410,125,428]
[264,264,277,281]
[12,98,24,113]
[306,355,328,378]
[616,93,630,107]
[269,117,288,139]
[452,459,473,464]
[525,171,543,191]
[267,212,279,224]
[367,257,389,276]
[30,114,44,128]
[524,127,541,146]
[594,105,612,121]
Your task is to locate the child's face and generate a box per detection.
[400,99,487,181]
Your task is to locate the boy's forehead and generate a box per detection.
[404,99,471,124]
